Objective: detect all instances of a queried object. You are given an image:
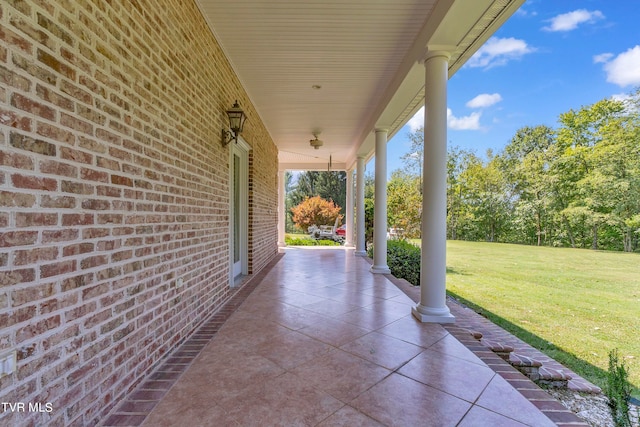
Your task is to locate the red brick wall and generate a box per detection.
[0,0,278,425]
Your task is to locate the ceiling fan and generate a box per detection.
[309,132,323,150]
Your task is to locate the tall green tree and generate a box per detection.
[460,151,511,242]
[387,170,422,238]
[446,146,476,240]
[364,172,375,246]
[501,125,555,245]
[288,171,346,220]
[315,171,347,215]
[555,98,633,250]
[400,126,424,176]
[577,102,640,251]
[284,171,297,232]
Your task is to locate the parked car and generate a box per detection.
[336,224,346,237]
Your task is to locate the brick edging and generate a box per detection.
[373,263,588,426]
[444,324,589,426]
[98,253,285,426]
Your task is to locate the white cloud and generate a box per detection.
[447,109,482,131]
[407,106,424,132]
[515,8,537,18]
[593,53,613,64]
[543,9,604,32]
[603,46,640,87]
[611,93,638,112]
[466,93,503,109]
[406,107,482,131]
[468,37,534,69]
[611,93,632,103]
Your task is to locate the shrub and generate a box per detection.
[286,237,316,246]
[285,236,341,246]
[368,239,421,285]
[606,348,633,427]
[364,198,374,247]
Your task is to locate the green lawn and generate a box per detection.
[445,240,640,395]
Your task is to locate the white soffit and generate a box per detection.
[195,0,524,170]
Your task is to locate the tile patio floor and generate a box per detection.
[103,247,566,426]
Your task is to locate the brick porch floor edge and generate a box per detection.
[98,253,285,427]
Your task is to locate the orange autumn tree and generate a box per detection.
[291,196,342,232]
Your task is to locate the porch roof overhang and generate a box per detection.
[195,0,524,171]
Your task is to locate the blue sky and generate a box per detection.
[378,0,640,174]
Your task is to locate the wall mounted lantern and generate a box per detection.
[222,100,247,146]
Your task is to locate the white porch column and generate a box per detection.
[355,156,367,256]
[277,170,286,247]
[345,169,355,247]
[371,128,390,274]
[412,50,455,323]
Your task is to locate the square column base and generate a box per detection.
[354,250,367,257]
[412,305,455,324]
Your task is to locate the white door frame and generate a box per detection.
[229,137,249,287]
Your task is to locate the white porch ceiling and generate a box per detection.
[195,0,524,171]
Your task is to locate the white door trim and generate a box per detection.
[229,137,249,287]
